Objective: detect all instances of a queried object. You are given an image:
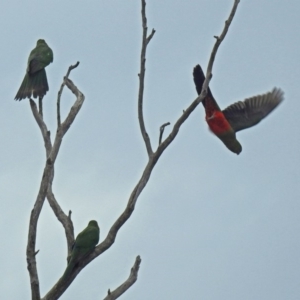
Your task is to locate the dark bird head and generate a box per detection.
[227,139,242,155]
[37,39,46,45]
[88,220,99,228]
[217,131,243,155]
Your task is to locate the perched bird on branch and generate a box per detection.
[61,220,100,281]
[193,64,283,154]
[15,39,53,101]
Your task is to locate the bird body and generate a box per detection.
[61,220,100,281]
[15,39,53,100]
[193,64,283,154]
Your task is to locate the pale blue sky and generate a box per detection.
[1,0,299,299]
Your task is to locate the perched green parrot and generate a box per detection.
[15,39,53,100]
[61,220,100,281]
[193,64,284,154]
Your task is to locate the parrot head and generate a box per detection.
[225,138,242,155]
[217,131,242,155]
[36,39,46,45]
[88,220,99,228]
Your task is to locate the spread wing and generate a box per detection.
[222,88,284,132]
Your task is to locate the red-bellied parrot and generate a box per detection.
[193,64,284,154]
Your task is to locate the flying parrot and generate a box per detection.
[61,220,100,281]
[15,39,53,100]
[193,64,284,154]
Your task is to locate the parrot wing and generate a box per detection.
[61,221,99,281]
[75,225,99,251]
[28,42,53,74]
[222,88,284,132]
[28,56,46,74]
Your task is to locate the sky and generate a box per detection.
[1,0,299,299]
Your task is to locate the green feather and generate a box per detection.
[61,220,100,281]
[15,39,53,100]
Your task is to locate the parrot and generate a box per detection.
[15,39,53,100]
[61,220,100,281]
[193,64,284,154]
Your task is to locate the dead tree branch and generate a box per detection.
[57,62,80,127]
[39,96,43,119]
[159,122,170,145]
[205,0,240,85]
[31,1,240,299]
[47,185,75,253]
[27,65,84,300]
[138,0,155,157]
[104,256,141,300]
[27,161,54,300]
[30,100,52,157]
[42,1,240,298]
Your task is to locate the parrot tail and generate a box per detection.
[15,69,49,100]
[61,259,76,282]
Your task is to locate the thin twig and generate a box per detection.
[39,96,43,119]
[205,0,240,83]
[57,62,80,127]
[138,0,155,157]
[104,256,141,300]
[159,122,170,145]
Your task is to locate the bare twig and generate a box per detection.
[57,62,80,127]
[104,256,141,300]
[205,0,240,84]
[47,184,75,252]
[49,78,84,165]
[39,96,43,119]
[159,122,170,145]
[29,99,52,157]
[138,0,155,157]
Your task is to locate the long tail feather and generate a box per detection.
[15,69,48,100]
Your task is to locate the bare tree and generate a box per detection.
[25,0,240,299]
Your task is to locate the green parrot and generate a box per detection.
[15,39,53,100]
[61,220,100,281]
[193,64,284,154]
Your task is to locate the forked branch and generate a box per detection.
[27,65,84,300]
[57,62,80,127]
[35,1,241,299]
[138,0,155,157]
